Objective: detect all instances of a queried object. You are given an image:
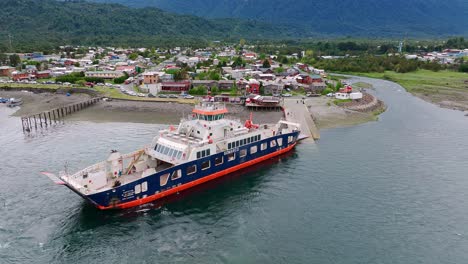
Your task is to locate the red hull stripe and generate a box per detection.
[97,143,296,210]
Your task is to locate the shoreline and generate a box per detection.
[0,89,385,130]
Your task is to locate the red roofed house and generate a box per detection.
[161,81,191,92]
[0,66,15,77]
[12,71,31,81]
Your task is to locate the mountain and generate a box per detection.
[91,0,468,36]
[0,0,293,51]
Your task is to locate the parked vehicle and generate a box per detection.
[282,93,292,97]
[326,93,335,97]
[158,94,168,98]
[183,95,195,99]
[169,94,178,98]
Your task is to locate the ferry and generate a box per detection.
[44,102,301,210]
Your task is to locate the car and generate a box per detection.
[326,93,335,97]
[183,95,195,99]
[282,93,292,97]
[105,83,112,87]
[97,83,104,86]
[137,93,146,97]
[169,94,178,98]
[272,93,280,97]
[0,80,6,83]
[148,93,156,98]
[158,94,168,98]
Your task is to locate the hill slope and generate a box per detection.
[92,0,468,36]
[0,0,291,51]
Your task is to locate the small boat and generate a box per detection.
[0,97,9,103]
[7,98,23,107]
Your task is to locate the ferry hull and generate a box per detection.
[67,131,300,210]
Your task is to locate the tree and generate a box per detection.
[128,53,138,60]
[239,39,246,47]
[9,54,21,67]
[262,59,271,68]
[0,53,8,65]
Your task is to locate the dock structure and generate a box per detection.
[283,98,320,141]
[21,97,101,133]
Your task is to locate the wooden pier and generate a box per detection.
[21,97,101,133]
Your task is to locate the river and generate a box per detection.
[0,77,467,263]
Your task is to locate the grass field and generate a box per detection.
[352,70,468,110]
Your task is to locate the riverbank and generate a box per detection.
[347,70,468,111]
[0,88,386,130]
[306,95,386,130]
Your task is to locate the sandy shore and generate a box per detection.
[0,90,91,116]
[1,90,385,129]
[306,96,386,129]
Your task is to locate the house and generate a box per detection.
[296,74,312,84]
[12,71,31,81]
[116,65,136,75]
[218,80,235,90]
[160,81,191,92]
[85,71,124,79]
[307,82,327,93]
[254,73,275,81]
[0,66,15,77]
[192,80,218,89]
[142,71,161,84]
[35,70,51,79]
[263,82,284,95]
[246,79,260,94]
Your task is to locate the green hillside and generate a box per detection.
[0,0,290,51]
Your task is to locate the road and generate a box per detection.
[283,98,320,141]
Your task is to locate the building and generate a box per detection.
[12,71,31,81]
[263,82,284,95]
[85,71,124,79]
[0,66,15,77]
[246,79,260,94]
[142,72,161,84]
[35,70,51,79]
[218,80,235,90]
[160,81,191,92]
[307,82,327,93]
[192,80,218,89]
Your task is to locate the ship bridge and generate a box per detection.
[192,102,228,121]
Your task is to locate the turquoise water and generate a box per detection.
[1,77,468,263]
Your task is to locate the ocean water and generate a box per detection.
[0,77,468,263]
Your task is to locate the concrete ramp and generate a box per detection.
[283,99,320,141]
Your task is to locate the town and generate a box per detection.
[0,44,367,106]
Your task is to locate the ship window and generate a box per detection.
[240,149,247,157]
[261,142,267,151]
[160,173,170,186]
[227,153,236,161]
[243,139,246,145]
[177,151,183,159]
[207,149,211,155]
[277,138,283,146]
[171,169,182,180]
[228,143,231,149]
[187,165,197,175]
[168,148,174,157]
[257,135,260,141]
[202,150,206,157]
[163,146,170,155]
[201,160,210,170]
[142,181,148,192]
[197,152,201,159]
[250,145,257,154]
[247,137,251,144]
[270,140,277,147]
[135,184,141,194]
[215,156,223,166]
[288,136,293,143]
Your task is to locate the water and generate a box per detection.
[1,77,468,263]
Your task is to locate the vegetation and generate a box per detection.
[0,0,289,52]
[90,0,468,37]
[188,86,208,95]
